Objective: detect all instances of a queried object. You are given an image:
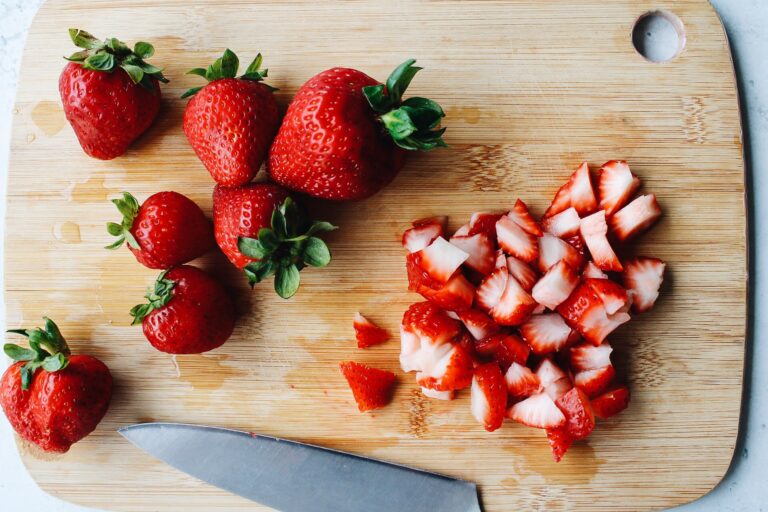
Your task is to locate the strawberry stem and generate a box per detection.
[5,318,71,390]
[181,49,275,99]
[105,192,141,250]
[129,270,176,325]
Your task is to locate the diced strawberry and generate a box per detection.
[591,386,630,419]
[543,178,573,219]
[489,275,537,326]
[475,332,530,370]
[533,303,547,315]
[495,250,507,270]
[564,234,587,259]
[583,261,608,279]
[531,260,580,310]
[416,237,470,283]
[580,211,622,272]
[598,160,641,216]
[453,223,470,237]
[405,252,440,291]
[557,282,630,346]
[412,216,448,230]
[469,212,505,240]
[444,310,461,320]
[610,194,662,242]
[545,376,573,401]
[449,232,495,276]
[584,278,628,315]
[339,361,397,412]
[546,427,574,462]
[570,341,613,372]
[555,387,595,439]
[507,199,543,236]
[400,327,426,373]
[574,365,616,398]
[535,358,568,387]
[520,312,574,355]
[496,216,539,263]
[569,162,599,216]
[416,273,475,312]
[353,312,390,348]
[458,309,500,340]
[475,267,509,311]
[471,363,507,432]
[508,392,566,429]
[417,343,473,391]
[506,256,538,292]
[505,361,542,400]
[538,233,584,273]
[402,222,443,253]
[622,257,666,313]
[421,387,455,400]
[402,301,461,345]
[542,207,580,238]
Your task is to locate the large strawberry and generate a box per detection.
[182,50,280,187]
[130,266,235,354]
[212,183,337,298]
[106,191,214,269]
[268,59,447,200]
[59,29,168,160]
[1,318,112,452]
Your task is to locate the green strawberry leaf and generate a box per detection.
[238,237,269,259]
[3,344,36,362]
[220,49,239,78]
[120,63,145,84]
[244,54,263,75]
[181,86,204,99]
[41,353,69,372]
[6,318,71,390]
[182,49,272,98]
[275,264,301,299]
[134,41,155,59]
[83,52,116,72]
[68,29,103,50]
[303,237,331,267]
[385,58,421,105]
[130,270,176,324]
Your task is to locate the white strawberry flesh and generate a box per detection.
[496,216,538,263]
[570,341,613,372]
[580,211,622,272]
[508,392,566,429]
[531,260,580,310]
[598,160,640,216]
[622,257,666,313]
[520,313,573,355]
[542,207,580,238]
[538,233,583,273]
[610,194,662,242]
[417,237,470,283]
[449,233,495,275]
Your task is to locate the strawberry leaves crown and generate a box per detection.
[5,318,71,390]
[181,49,274,99]
[363,59,447,151]
[65,29,169,90]
[130,270,176,325]
[106,192,141,250]
[237,197,337,299]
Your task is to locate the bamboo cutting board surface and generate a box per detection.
[4,0,746,510]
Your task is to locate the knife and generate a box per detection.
[119,422,482,512]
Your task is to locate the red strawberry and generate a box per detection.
[449,232,495,275]
[353,313,390,348]
[213,183,337,298]
[417,343,473,391]
[531,260,580,310]
[555,387,595,439]
[496,216,539,263]
[622,257,666,313]
[60,30,166,159]
[507,199,543,236]
[269,60,446,200]
[106,191,214,269]
[557,282,631,346]
[574,365,616,398]
[458,309,500,340]
[1,318,112,452]
[538,233,584,273]
[520,313,574,355]
[470,363,507,432]
[580,211,622,272]
[542,207,580,238]
[570,341,613,372]
[416,237,470,283]
[591,386,631,419]
[489,274,537,326]
[476,332,530,371]
[339,361,397,412]
[504,362,542,400]
[583,261,608,279]
[402,301,461,345]
[585,278,629,315]
[402,219,444,253]
[469,212,505,241]
[544,162,598,218]
[546,427,574,462]
[505,256,539,292]
[475,266,509,311]
[610,194,662,241]
[598,160,641,216]
[182,50,279,186]
[508,392,566,429]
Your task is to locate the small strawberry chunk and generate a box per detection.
[580,211,622,272]
[458,309,500,340]
[583,261,608,279]
[570,341,613,372]
[564,234,587,259]
[415,272,475,312]
[489,275,537,326]
[622,257,666,313]
[535,358,572,401]
[339,361,396,412]
[504,362,541,400]
[546,427,574,462]
[421,387,455,400]
[507,199,543,236]
[538,233,584,273]
[495,250,507,270]
[416,237,469,283]
[531,260,580,310]
[481,332,530,371]
[475,267,509,311]
[496,216,539,263]
[598,160,641,216]
[508,392,566,429]
[402,302,461,345]
[399,327,424,373]
[453,223,470,237]
[610,194,662,242]
[469,212,504,240]
[574,365,616,398]
[542,207,580,238]
[520,313,574,355]
[545,162,598,218]
[449,232,495,275]
[584,278,628,315]
[555,387,595,439]
[471,363,507,432]
[557,282,630,346]
[402,219,444,253]
[417,343,473,391]
[591,386,631,419]
[353,312,390,348]
[506,256,539,292]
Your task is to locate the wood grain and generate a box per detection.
[5,1,746,510]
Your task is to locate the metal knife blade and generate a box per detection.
[119,423,481,512]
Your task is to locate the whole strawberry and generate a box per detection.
[1,318,112,453]
[182,50,280,187]
[268,59,447,201]
[213,183,337,298]
[106,191,214,269]
[130,266,235,354]
[59,29,168,160]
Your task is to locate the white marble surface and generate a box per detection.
[0,1,765,511]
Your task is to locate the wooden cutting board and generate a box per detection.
[5,0,746,510]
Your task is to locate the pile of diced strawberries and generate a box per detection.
[399,160,665,461]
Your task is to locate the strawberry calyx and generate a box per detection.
[65,29,169,90]
[5,318,71,390]
[363,59,447,151]
[181,49,275,99]
[105,192,141,250]
[129,270,176,325]
[237,197,337,299]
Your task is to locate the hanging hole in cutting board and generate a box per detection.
[632,10,686,63]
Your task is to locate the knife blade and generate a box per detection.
[119,422,482,512]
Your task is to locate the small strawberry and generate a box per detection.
[449,232,496,276]
[489,274,537,326]
[213,183,337,298]
[416,237,469,283]
[469,212,505,241]
[471,363,507,432]
[457,309,500,341]
[569,341,613,372]
[591,385,631,419]
[507,199,543,237]
[1,318,112,452]
[557,282,630,346]
[353,313,390,349]
[584,278,629,315]
[401,301,461,345]
[535,359,573,401]
[543,162,598,218]
[106,191,214,269]
[60,29,168,159]
[339,361,397,412]
[475,267,509,312]
[475,332,530,371]
[130,266,235,354]
[269,60,447,200]
[496,215,539,263]
[183,50,279,186]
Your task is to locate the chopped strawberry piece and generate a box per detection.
[570,341,613,372]
[469,212,505,240]
[416,272,475,312]
[508,392,566,429]
[453,223,470,237]
[546,427,574,462]
[583,261,608,279]
[496,216,539,263]
[568,162,599,216]
[353,312,390,348]
[535,358,573,401]
[564,234,587,259]
[417,343,473,391]
[507,199,543,236]
[610,194,662,242]
[584,278,628,315]
[475,267,509,311]
[489,274,537,326]
[402,222,443,253]
[458,309,500,340]
[580,211,622,272]
[416,237,469,283]
[506,256,539,292]
[339,361,396,412]
[542,207,580,238]
[591,386,630,419]
[598,160,641,216]
[555,387,595,439]
[449,232,495,275]
[574,365,616,398]
[399,327,424,373]
[475,331,530,370]
[421,387,455,400]
[545,376,573,401]
[520,312,574,355]
[504,362,542,400]
[402,301,461,345]
[538,233,584,273]
[622,257,666,313]
[494,250,507,270]
[557,282,630,346]
[533,303,547,315]
[543,178,573,219]
[531,259,580,310]
[471,363,507,432]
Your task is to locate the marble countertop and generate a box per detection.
[0,1,765,510]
